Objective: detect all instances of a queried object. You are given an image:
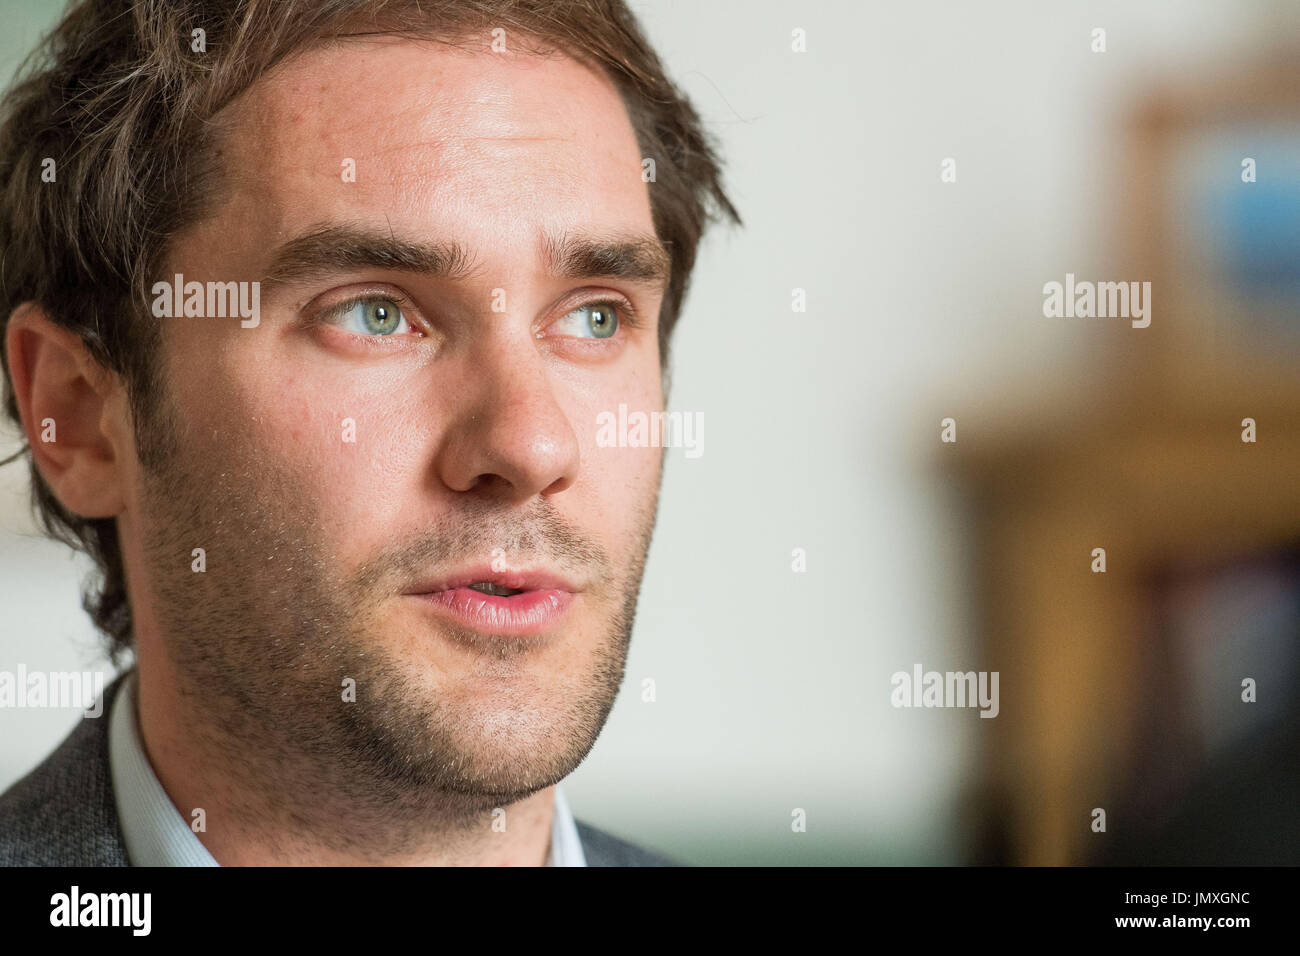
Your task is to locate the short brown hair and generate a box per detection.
[0,0,739,664]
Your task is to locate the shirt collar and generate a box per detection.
[109,670,585,866]
[108,670,217,866]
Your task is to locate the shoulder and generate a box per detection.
[575,819,685,867]
[0,673,130,866]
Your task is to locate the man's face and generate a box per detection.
[128,38,666,824]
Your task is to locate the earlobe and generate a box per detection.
[5,302,129,519]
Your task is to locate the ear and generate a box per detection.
[5,302,130,519]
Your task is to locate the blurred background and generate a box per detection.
[1,0,1297,865]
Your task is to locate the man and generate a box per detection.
[0,0,737,866]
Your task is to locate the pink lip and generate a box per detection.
[404,566,578,637]
[412,587,574,635]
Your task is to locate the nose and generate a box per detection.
[434,347,581,503]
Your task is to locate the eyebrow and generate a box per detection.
[542,232,672,289]
[258,223,670,294]
[260,225,477,291]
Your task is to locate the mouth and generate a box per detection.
[403,567,579,638]
[465,582,524,597]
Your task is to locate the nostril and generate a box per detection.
[541,474,575,496]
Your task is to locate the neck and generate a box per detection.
[132,663,556,866]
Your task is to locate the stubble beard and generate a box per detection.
[132,394,661,857]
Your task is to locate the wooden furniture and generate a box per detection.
[950,56,1300,865]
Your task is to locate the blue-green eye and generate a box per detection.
[557,302,619,339]
[326,296,411,336]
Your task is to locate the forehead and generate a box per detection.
[207,36,652,248]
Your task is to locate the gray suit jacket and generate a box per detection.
[0,672,677,867]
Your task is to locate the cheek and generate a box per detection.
[282,375,438,529]
[188,346,432,541]
[566,369,664,538]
